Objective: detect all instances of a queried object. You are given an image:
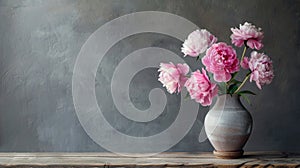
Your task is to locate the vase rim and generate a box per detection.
[218,94,239,97]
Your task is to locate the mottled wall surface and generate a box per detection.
[0,0,299,152]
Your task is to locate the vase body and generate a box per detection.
[204,94,253,159]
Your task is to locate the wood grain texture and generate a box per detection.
[0,152,299,168]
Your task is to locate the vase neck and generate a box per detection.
[217,94,241,107]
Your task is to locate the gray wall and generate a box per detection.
[0,0,299,152]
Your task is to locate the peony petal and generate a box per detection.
[241,57,249,69]
[158,62,190,94]
[184,69,218,106]
[182,29,217,57]
[247,39,263,50]
[230,22,264,48]
[177,63,190,75]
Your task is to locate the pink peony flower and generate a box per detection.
[185,68,218,106]
[248,51,274,89]
[202,42,239,82]
[158,62,189,94]
[181,29,217,57]
[230,22,264,50]
[241,57,249,69]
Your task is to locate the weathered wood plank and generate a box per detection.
[0,152,298,168]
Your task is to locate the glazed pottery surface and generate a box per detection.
[204,94,253,158]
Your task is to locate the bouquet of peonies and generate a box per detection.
[158,22,274,106]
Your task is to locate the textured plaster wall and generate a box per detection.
[0,0,299,152]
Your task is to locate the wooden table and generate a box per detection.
[0,152,299,167]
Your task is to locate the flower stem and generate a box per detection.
[241,46,247,62]
[234,73,250,94]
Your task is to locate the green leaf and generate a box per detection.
[217,82,227,95]
[184,92,190,100]
[240,94,251,104]
[227,83,239,95]
[237,90,256,95]
[208,72,214,81]
[228,79,242,85]
[196,55,200,61]
[237,90,255,104]
[231,72,238,79]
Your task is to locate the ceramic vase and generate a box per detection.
[204,94,253,159]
